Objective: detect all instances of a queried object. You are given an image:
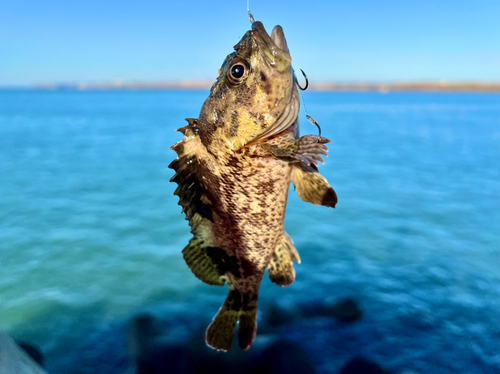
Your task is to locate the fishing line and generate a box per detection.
[295,69,322,141]
[247,0,255,23]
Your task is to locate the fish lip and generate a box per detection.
[270,25,288,52]
[251,21,276,49]
[251,21,288,54]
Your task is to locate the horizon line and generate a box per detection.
[1,80,500,92]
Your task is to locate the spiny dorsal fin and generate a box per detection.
[291,162,337,208]
[176,118,198,136]
[169,118,214,224]
[170,118,225,286]
[268,231,300,287]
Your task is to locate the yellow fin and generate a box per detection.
[206,290,258,351]
[291,163,337,208]
[182,233,226,286]
[238,306,257,351]
[268,231,300,286]
[206,308,239,352]
[206,290,240,351]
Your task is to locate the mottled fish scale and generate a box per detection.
[169,20,337,351]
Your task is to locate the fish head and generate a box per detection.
[198,21,300,151]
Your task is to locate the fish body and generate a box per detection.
[169,20,337,351]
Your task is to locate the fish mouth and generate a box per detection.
[252,21,289,54]
[251,22,292,70]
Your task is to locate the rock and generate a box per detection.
[0,331,48,374]
[186,326,254,374]
[126,313,164,365]
[298,298,332,318]
[253,339,318,374]
[126,313,195,374]
[330,298,363,322]
[338,356,395,374]
[15,342,44,368]
[126,315,256,374]
[137,345,193,374]
[259,303,301,333]
[298,297,363,322]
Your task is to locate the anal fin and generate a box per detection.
[268,231,300,287]
[291,163,337,208]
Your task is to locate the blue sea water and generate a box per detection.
[0,90,498,373]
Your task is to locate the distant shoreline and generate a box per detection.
[310,81,500,93]
[2,81,500,92]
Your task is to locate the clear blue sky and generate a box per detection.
[0,0,498,86]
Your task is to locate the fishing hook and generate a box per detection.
[306,114,322,141]
[296,68,322,141]
[296,68,309,91]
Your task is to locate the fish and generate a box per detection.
[169,18,337,351]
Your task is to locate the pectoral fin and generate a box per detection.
[291,163,337,208]
[261,134,330,167]
[268,231,301,286]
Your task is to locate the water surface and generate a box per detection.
[0,90,498,373]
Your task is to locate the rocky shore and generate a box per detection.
[2,297,408,374]
[0,331,47,374]
[121,297,398,374]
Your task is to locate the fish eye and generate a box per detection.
[231,64,245,78]
[226,60,250,85]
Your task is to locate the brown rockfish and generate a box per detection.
[169,19,337,351]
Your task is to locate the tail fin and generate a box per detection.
[205,290,258,351]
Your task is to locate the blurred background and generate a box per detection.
[0,1,499,373]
